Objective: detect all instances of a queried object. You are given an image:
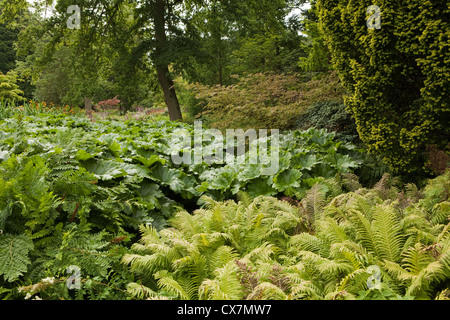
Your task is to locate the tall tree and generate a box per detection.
[1,0,184,119]
[152,0,182,120]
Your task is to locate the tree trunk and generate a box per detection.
[153,0,182,121]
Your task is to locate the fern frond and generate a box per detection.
[288,280,323,300]
[247,282,287,300]
[242,243,275,264]
[335,268,369,293]
[236,191,253,208]
[123,253,171,276]
[329,242,366,270]
[405,183,423,203]
[430,202,450,226]
[316,217,349,244]
[288,233,327,256]
[372,205,403,262]
[300,183,327,224]
[155,270,192,300]
[0,234,33,281]
[348,209,377,255]
[402,243,434,275]
[435,289,450,300]
[199,262,242,300]
[406,260,445,297]
[126,282,158,300]
[318,259,353,278]
[170,211,202,239]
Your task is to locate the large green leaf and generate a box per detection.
[325,153,361,172]
[246,177,277,198]
[272,169,302,192]
[81,159,127,181]
[292,153,318,170]
[151,165,185,192]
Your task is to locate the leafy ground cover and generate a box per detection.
[123,172,450,300]
[0,110,448,300]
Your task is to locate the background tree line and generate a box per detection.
[0,0,448,179]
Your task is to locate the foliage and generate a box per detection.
[0,153,134,299]
[177,0,306,86]
[316,0,450,176]
[0,99,80,120]
[0,22,18,74]
[0,71,24,101]
[0,110,363,206]
[295,101,358,144]
[0,105,447,300]
[298,19,331,73]
[188,72,345,131]
[0,108,366,298]
[124,171,450,300]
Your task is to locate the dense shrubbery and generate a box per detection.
[1,0,448,303]
[0,112,365,299]
[0,71,24,101]
[316,0,450,177]
[295,101,359,144]
[185,72,345,131]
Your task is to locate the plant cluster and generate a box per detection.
[0,112,364,299]
[295,101,359,144]
[0,71,24,102]
[0,100,79,120]
[186,72,345,131]
[123,171,450,300]
[0,110,447,300]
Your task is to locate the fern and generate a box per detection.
[0,234,33,282]
[372,205,404,262]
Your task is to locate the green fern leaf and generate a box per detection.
[0,234,33,281]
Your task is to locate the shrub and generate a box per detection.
[0,71,24,101]
[295,101,359,144]
[188,72,345,131]
[316,0,450,176]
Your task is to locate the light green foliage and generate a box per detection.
[122,195,303,300]
[298,19,331,73]
[0,71,24,101]
[125,170,450,300]
[316,0,450,176]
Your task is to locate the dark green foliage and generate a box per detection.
[0,234,33,282]
[296,101,359,144]
[0,23,18,74]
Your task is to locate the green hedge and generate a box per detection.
[316,0,450,177]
